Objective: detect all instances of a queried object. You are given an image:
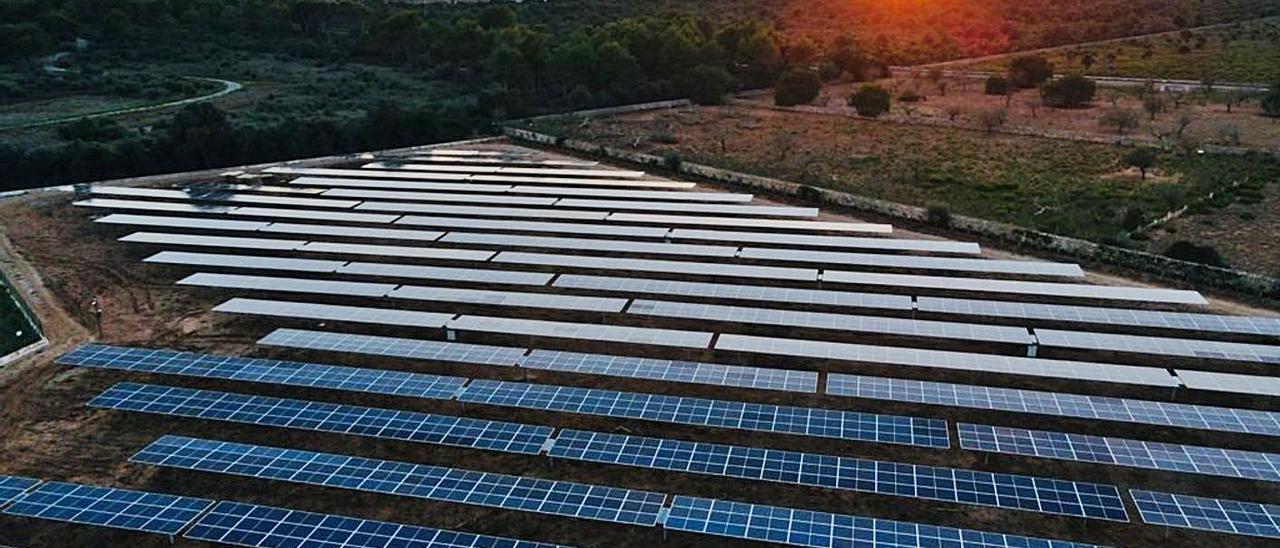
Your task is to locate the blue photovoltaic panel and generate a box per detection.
[958,423,1280,483]
[457,379,949,448]
[0,476,39,505]
[186,501,568,548]
[91,383,552,455]
[258,328,527,367]
[549,430,1126,520]
[916,296,1280,337]
[663,496,1100,548]
[55,343,467,400]
[133,436,668,527]
[1131,490,1280,539]
[1,481,213,536]
[826,373,1280,437]
[519,349,818,393]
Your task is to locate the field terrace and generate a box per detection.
[0,143,1277,548]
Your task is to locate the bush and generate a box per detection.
[898,89,925,102]
[1100,108,1140,134]
[1164,240,1227,267]
[1008,55,1054,88]
[925,202,952,227]
[679,65,735,105]
[1123,148,1158,179]
[1263,80,1280,117]
[1041,74,1096,108]
[774,69,821,107]
[848,84,891,117]
[984,75,1010,95]
[662,151,683,171]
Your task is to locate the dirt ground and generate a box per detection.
[1147,183,1280,275]
[0,144,1277,547]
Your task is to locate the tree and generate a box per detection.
[1123,148,1157,180]
[374,11,427,63]
[1221,90,1251,113]
[944,106,963,121]
[774,69,821,107]
[1008,55,1053,88]
[984,75,1010,96]
[679,65,735,105]
[1142,94,1166,120]
[1100,108,1140,134]
[1041,75,1096,108]
[1263,79,1280,117]
[478,5,517,29]
[977,108,1007,133]
[0,23,53,63]
[1164,241,1226,267]
[848,85,891,117]
[1023,96,1042,118]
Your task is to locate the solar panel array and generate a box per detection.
[663,496,1098,548]
[743,247,1084,277]
[397,215,671,237]
[457,379,949,448]
[606,213,891,233]
[133,435,669,527]
[1130,490,1280,539]
[289,176,512,193]
[958,423,1280,482]
[554,274,914,310]
[447,316,714,349]
[1177,370,1280,398]
[357,202,610,220]
[440,232,740,258]
[390,286,628,312]
[669,228,980,254]
[323,187,560,206]
[91,383,553,454]
[495,251,819,281]
[916,296,1280,337]
[258,328,526,366]
[555,198,818,217]
[519,349,817,393]
[335,261,555,286]
[0,476,39,505]
[547,429,1128,520]
[55,343,468,400]
[628,299,1035,345]
[1,481,213,536]
[824,271,1208,305]
[1037,329,1280,365]
[718,334,1177,387]
[178,272,398,297]
[214,298,455,328]
[826,374,1280,436]
[509,186,749,202]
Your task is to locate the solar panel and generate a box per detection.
[258,328,527,367]
[917,296,1280,337]
[520,349,817,393]
[293,241,496,261]
[628,300,1035,345]
[190,182,326,195]
[447,316,714,349]
[266,166,471,182]
[669,228,981,254]
[258,223,446,242]
[356,202,610,221]
[1176,370,1280,398]
[510,186,751,202]
[1,481,213,536]
[549,429,1127,520]
[608,213,891,233]
[75,198,235,214]
[89,186,361,209]
[1130,490,1280,539]
[186,501,567,548]
[410,150,529,158]
[402,155,594,166]
[335,261,555,286]
[554,274,913,310]
[229,207,401,224]
[554,199,818,218]
[716,334,1177,387]
[957,423,1280,483]
[0,476,39,505]
[365,162,647,179]
[1036,329,1280,365]
[456,379,949,448]
[440,232,740,258]
[324,188,559,206]
[95,214,269,232]
[396,215,671,238]
[93,383,552,454]
[825,373,1280,437]
[494,252,819,281]
[825,271,1208,306]
[121,231,304,250]
[663,496,1098,548]
[288,176,512,193]
[56,343,467,400]
[177,273,397,298]
[133,435,668,526]
[145,251,345,273]
[214,298,455,328]
[390,286,628,312]
[469,174,694,189]
[748,248,1083,277]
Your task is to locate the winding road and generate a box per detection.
[2,75,243,132]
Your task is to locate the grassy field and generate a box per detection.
[533,106,1280,248]
[966,18,1280,82]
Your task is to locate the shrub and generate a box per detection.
[1120,206,1146,230]
[1099,108,1140,134]
[898,89,925,102]
[679,65,735,105]
[977,108,1007,132]
[662,151,683,171]
[1123,148,1158,179]
[774,69,821,107]
[1164,240,1227,267]
[984,75,1010,96]
[925,202,952,227]
[1263,80,1280,117]
[848,84,891,117]
[1008,55,1054,88]
[1041,74,1096,108]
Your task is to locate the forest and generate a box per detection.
[0,0,1277,189]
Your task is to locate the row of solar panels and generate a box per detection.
[360,160,648,178]
[49,343,1280,540]
[269,165,702,189]
[58,344,1280,485]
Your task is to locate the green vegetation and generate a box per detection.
[1041,74,1097,108]
[774,69,822,107]
[848,85,891,118]
[0,282,39,357]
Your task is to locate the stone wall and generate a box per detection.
[505,125,1280,299]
